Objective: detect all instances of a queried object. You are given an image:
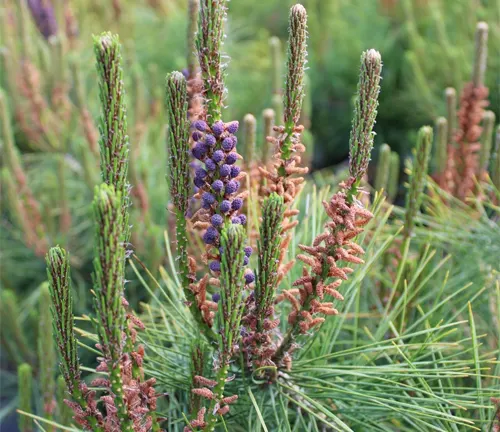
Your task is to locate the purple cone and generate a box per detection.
[220,200,231,213]
[231,198,243,210]
[205,158,216,171]
[203,227,219,244]
[205,134,216,146]
[209,261,221,272]
[225,181,238,195]
[219,164,231,177]
[222,137,235,151]
[225,152,238,165]
[192,130,203,141]
[202,192,216,208]
[212,180,224,193]
[230,165,241,178]
[225,121,239,134]
[195,167,207,179]
[192,143,207,160]
[211,214,223,227]
[212,121,224,137]
[193,120,208,132]
[245,272,255,284]
[213,150,224,163]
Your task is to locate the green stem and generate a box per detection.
[203,364,229,432]
[274,263,328,364]
[346,179,361,205]
[277,119,297,178]
[70,384,105,432]
[109,364,134,431]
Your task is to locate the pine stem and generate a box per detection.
[202,364,229,432]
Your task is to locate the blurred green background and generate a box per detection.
[2,0,499,164]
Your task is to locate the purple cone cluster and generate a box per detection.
[191,119,254,282]
[193,119,247,230]
[27,0,58,39]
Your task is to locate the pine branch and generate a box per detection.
[166,71,217,342]
[279,4,308,166]
[46,247,104,431]
[255,194,286,331]
[91,184,133,430]
[445,87,457,145]
[348,49,382,203]
[196,0,227,122]
[94,32,131,242]
[403,126,433,241]
[472,22,488,88]
[204,224,247,431]
[166,72,191,215]
[244,193,286,372]
[274,49,382,368]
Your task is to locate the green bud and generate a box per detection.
[284,4,308,126]
[166,72,190,213]
[92,184,126,362]
[404,126,433,239]
[387,151,400,203]
[46,247,81,394]
[492,126,500,190]
[255,194,286,331]
[18,363,33,432]
[479,110,496,173]
[374,143,391,193]
[445,88,457,144]
[472,22,488,88]
[196,0,227,121]
[243,113,257,163]
[94,32,131,241]
[348,49,383,198]
[434,117,448,175]
[56,375,73,426]
[219,224,247,358]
